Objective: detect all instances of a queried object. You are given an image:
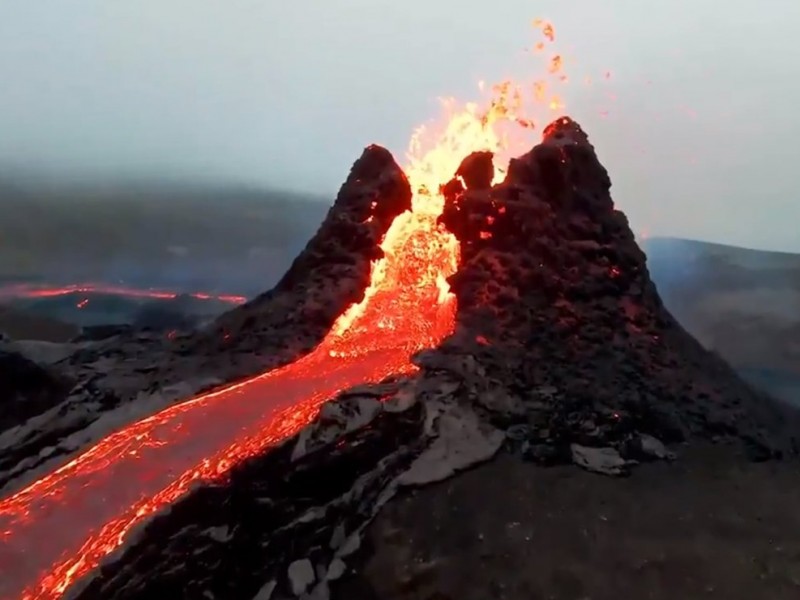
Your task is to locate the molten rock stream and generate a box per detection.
[0,130,469,600]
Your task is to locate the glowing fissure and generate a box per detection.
[0,20,581,600]
[0,283,247,306]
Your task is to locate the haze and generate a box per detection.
[0,1,798,252]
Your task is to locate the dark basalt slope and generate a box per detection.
[435,117,797,459]
[0,349,72,432]
[184,145,411,360]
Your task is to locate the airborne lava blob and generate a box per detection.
[0,20,579,600]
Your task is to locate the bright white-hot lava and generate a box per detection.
[0,19,587,600]
[329,18,571,349]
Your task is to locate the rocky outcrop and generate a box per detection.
[185,144,411,360]
[0,349,71,432]
[435,117,798,462]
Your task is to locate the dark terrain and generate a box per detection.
[344,446,800,600]
[644,237,800,406]
[0,175,327,295]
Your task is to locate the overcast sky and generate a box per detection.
[0,1,798,251]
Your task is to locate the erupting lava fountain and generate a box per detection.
[0,20,583,600]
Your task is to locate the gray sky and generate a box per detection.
[1,1,798,251]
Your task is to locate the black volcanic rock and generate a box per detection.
[456,151,495,190]
[123,144,414,394]
[0,349,71,432]
[178,144,411,361]
[437,116,798,459]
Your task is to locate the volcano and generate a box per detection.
[0,117,796,600]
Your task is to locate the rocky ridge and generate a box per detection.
[432,117,797,463]
[0,349,72,433]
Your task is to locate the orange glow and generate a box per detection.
[532,18,555,42]
[0,283,247,306]
[0,18,587,600]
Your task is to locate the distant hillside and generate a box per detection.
[0,177,329,294]
[643,237,800,291]
[643,237,800,404]
[0,305,79,342]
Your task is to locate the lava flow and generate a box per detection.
[0,20,575,600]
[0,283,247,306]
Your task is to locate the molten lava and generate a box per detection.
[0,20,583,600]
[0,283,246,306]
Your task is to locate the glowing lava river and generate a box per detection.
[0,20,573,599]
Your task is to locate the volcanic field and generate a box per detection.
[0,116,797,600]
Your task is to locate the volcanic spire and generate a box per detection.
[435,116,797,458]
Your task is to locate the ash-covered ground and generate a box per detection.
[2,119,798,600]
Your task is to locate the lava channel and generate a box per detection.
[0,283,247,306]
[0,19,571,598]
